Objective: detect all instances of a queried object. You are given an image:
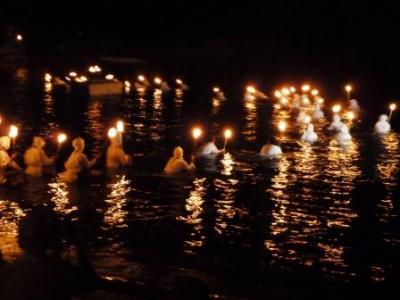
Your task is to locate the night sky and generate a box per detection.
[2,0,399,47]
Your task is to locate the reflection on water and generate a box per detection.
[104,175,131,228]
[0,200,25,261]
[178,177,206,254]
[243,98,257,142]
[48,178,77,215]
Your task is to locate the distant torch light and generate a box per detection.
[302,84,311,92]
[108,127,118,139]
[105,74,114,80]
[332,104,342,114]
[116,120,124,133]
[57,133,67,144]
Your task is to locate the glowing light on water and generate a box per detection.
[275,90,282,98]
[104,175,131,228]
[280,97,288,105]
[290,86,296,93]
[278,120,287,132]
[105,74,114,80]
[69,71,77,77]
[0,201,25,261]
[311,89,319,96]
[138,75,145,82]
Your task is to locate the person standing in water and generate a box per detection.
[24,136,55,177]
[106,134,132,170]
[164,146,195,174]
[0,136,21,184]
[61,137,98,183]
[197,137,224,156]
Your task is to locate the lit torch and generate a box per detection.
[223,128,233,150]
[57,133,67,152]
[345,84,352,100]
[389,103,397,121]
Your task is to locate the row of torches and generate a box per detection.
[43,65,398,148]
[271,83,397,132]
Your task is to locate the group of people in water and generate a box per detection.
[0,86,396,184]
[0,132,132,185]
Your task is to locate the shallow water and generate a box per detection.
[1,65,400,295]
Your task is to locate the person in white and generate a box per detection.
[61,137,97,183]
[164,146,195,174]
[312,104,324,120]
[260,139,282,158]
[301,123,318,144]
[0,136,21,184]
[197,138,224,156]
[374,114,391,135]
[297,110,307,123]
[24,136,55,177]
[335,124,352,146]
[329,114,344,131]
[106,134,132,170]
[348,99,360,112]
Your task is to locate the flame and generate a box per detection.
[224,129,233,139]
[57,133,67,144]
[192,127,202,140]
[108,127,118,139]
[9,125,18,139]
[116,120,124,133]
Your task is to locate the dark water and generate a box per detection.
[1,63,400,297]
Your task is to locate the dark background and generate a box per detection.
[2,0,400,109]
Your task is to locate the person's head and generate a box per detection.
[32,136,46,149]
[333,114,341,122]
[173,146,184,159]
[379,114,388,122]
[208,137,216,144]
[72,137,85,152]
[307,123,314,132]
[0,136,11,150]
